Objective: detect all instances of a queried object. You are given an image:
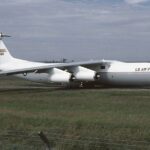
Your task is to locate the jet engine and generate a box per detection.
[69,66,99,81]
[48,68,74,83]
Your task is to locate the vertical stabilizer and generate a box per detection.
[0,39,14,64]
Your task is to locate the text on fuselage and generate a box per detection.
[135,67,150,72]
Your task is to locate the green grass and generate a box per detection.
[0,77,150,149]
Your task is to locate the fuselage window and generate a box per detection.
[101,66,105,69]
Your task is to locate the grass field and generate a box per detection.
[0,77,150,149]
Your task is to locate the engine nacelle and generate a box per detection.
[69,66,97,81]
[48,68,73,83]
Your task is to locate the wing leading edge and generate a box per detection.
[0,60,111,76]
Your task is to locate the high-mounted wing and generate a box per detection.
[0,60,111,76]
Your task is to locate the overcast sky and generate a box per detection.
[0,0,150,61]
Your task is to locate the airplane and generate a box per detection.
[0,33,150,88]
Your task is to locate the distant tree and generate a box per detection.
[62,58,67,63]
[41,58,74,63]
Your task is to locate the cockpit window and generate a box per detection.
[101,65,105,69]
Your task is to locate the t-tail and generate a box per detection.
[0,33,14,64]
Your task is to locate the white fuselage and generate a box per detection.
[1,37,150,88]
[0,37,150,86]
[99,61,150,86]
[2,59,150,87]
